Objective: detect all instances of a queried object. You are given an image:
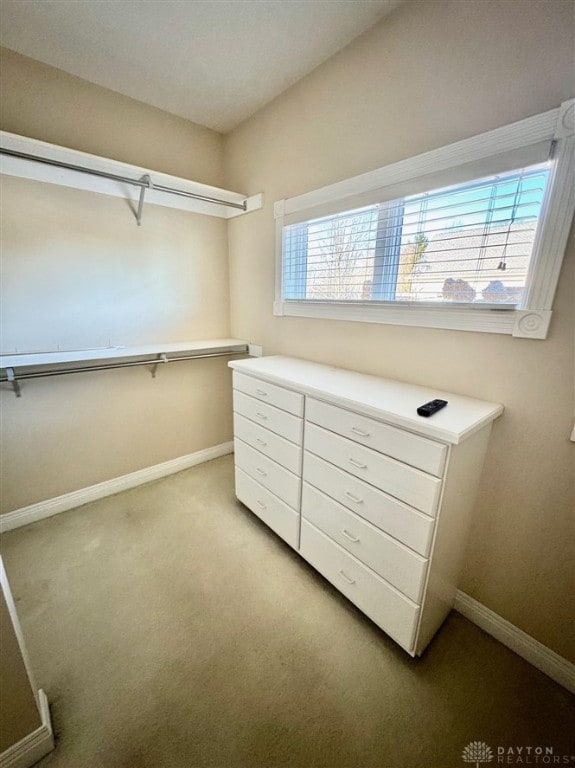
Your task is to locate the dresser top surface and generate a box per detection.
[229,356,503,444]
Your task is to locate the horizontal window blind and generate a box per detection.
[282,163,550,306]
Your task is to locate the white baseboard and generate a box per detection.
[0,442,234,533]
[454,590,575,694]
[0,689,54,768]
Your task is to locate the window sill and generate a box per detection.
[273,300,552,339]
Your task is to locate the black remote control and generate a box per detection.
[417,399,448,417]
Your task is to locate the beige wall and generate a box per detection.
[224,0,575,660]
[0,49,233,512]
[0,47,223,185]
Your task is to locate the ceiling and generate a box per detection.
[0,0,400,133]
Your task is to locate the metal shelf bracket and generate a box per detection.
[136,174,153,226]
[6,368,21,398]
[150,353,168,378]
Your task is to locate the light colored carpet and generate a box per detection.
[1,455,573,768]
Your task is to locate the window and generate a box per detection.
[283,164,550,306]
[274,100,574,338]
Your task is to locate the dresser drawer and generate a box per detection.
[235,468,299,548]
[234,390,303,445]
[304,452,435,556]
[234,413,301,475]
[305,423,442,515]
[300,520,419,652]
[302,484,427,603]
[233,371,304,416]
[234,438,300,510]
[307,398,447,477]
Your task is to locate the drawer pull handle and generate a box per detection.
[342,529,360,543]
[256,389,268,396]
[255,412,267,420]
[256,467,267,477]
[351,426,370,437]
[256,438,268,446]
[338,569,356,585]
[256,500,267,509]
[344,491,363,504]
[348,457,367,469]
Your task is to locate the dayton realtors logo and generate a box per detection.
[462,742,575,766]
[463,742,494,767]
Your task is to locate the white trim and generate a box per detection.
[512,310,552,339]
[554,99,575,140]
[0,131,262,220]
[277,300,518,335]
[0,442,234,532]
[274,100,575,338]
[524,131,575,309]
[454,590,575,694]
[0,690,54,768]
[277,302,555,339]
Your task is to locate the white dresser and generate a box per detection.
[229,356,503,656]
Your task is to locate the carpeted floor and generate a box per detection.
[1,455,573,768]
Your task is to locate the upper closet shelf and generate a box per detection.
[0,339,249,397]
[0,131,263,223]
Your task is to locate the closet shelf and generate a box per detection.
[0,131,263,223]
[0,339,249,397]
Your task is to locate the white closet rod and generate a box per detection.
[0,147,247,211]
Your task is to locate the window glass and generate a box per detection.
[282,164,550,306]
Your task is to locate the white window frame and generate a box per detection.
[273,99,575,339]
